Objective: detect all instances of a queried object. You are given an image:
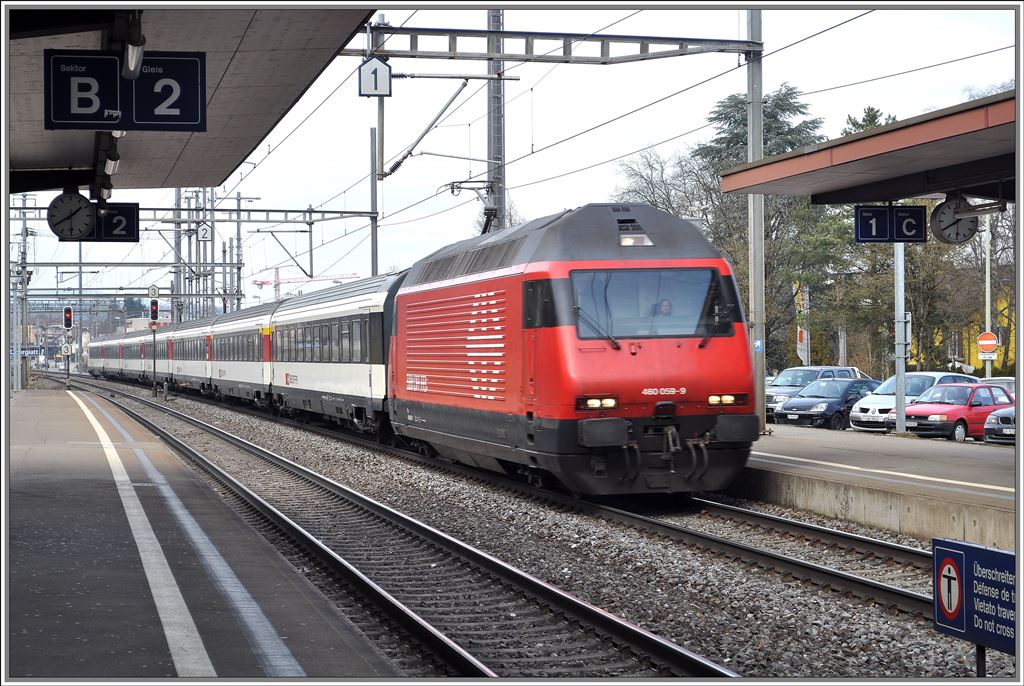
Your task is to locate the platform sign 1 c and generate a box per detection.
[855,206,927,243]
[933,538,1015,656]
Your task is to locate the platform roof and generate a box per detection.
[720,90,1015,204]
[8,8,373,193]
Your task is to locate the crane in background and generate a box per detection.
[252,268,361,302]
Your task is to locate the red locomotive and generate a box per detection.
[388,203,757,495]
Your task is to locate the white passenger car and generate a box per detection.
[268,274,406,435]
[849,371,979,432]
[209,303,279,403]
[170,318,213,391]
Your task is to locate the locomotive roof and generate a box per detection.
[274,272,406,313]
[405,203,722,287]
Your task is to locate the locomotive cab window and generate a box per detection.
[570,268,742,340]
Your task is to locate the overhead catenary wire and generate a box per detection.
[249,9,1007,290]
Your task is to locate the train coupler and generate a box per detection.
[662,426,682,474]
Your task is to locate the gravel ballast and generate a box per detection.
[49,378,1017,678]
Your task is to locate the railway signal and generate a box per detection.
[63,306,73,329]
[149,299,159,321]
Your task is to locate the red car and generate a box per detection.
[885,383,1015,442]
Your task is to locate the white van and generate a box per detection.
[849,371,979,432]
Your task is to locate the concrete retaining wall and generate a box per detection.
[727,468,1015,551]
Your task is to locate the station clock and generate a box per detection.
[929,195,979,244]
[47,191,96,240]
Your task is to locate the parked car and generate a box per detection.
[849,371,979,432]
[986,377,1016,398]
[775,378,880,430]
[984,406,1016,445]
[885,383,1015,442]
[765,366,874,420]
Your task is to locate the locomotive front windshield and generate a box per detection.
[570,268,741,340]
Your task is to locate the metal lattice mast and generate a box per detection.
[487,9,505,231]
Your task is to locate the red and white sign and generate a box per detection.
[937,557,962,622]
[977,331,998,354]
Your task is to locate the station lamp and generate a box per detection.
[149,299,159,321]
[103,138,120,176]
[121,11,146,80]
[63,306,74,330]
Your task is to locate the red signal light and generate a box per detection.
[63,306,73,329]
[149,299,159,321]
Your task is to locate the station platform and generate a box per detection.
[726,424,1016,550]
[8,389,402,678]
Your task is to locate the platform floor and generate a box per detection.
[8,389,402,678]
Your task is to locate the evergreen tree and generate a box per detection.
[841,106,896,136]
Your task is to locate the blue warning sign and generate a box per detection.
[933,538,1015,655]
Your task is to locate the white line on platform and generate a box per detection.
[751,450,1014,493]
[67,391,216,677]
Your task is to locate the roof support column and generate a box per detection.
[894,240,906,433]
[745,9,766,431]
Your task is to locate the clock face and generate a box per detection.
[930,198,979,244]
[47,192,96,240]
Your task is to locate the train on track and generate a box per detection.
[88,203,758,495]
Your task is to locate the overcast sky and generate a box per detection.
[12,4,1018,309]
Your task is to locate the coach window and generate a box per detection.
[340,322,351,362]
[312,327,320,362]
[331,323,340,362]
[322,325,330,362]
[287,328,295,362]
[352,320,363,362]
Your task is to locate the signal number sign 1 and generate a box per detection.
[358,57,391,97]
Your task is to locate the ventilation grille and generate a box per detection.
[416,237,523,285]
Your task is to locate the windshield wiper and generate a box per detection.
[698,277,725,349]
[575,305,621,350]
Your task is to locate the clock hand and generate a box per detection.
[55,204,87,227]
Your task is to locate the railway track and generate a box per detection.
[65,376,734,678]
[62,373,935,619]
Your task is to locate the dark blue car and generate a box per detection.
[775,378,880,430]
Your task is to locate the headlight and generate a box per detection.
[986,414,999,425]
[811,403,828,412]
[927,414,947,422]
[774,395,789,403]
[577,397,617,410]
[852,404,862,413]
